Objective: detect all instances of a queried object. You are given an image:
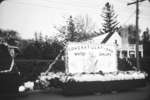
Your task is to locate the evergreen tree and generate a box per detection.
[142,28,150,43]
[101,2,119,34]
[66,16,76,41]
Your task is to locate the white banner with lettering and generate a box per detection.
[65,42,118,74]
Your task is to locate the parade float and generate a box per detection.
[20,41,147,96]
[18,41,148,95]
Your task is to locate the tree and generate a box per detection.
[0,29,21,45]
[74,15,96,36]
[66,16,76,41]
[128,25,137,44]
[142,28,150,57]
[101,2,119,34]
[119,25,141,44]
[55,15,78,42]
[55,15,97,42]
[142,27,150,43]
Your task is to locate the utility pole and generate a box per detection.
[135,0,140,70]
[127,0,140,70]
[127,0,147,70]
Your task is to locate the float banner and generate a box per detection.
[65,42,118,74]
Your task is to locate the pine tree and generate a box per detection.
[66,16,76,41]
[101,2,119,34]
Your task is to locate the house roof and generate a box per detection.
[101,32,114,43]
[81,31,120,44]
[101,31,121,43]
[88,33,109,43]
[88,31,119,44]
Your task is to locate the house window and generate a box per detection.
[122,50,127,58]
[115,40,118,46]
[139,51,142,58]
[117,51,120,58]
[129,51,135,58]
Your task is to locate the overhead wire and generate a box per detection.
[122,10,135,25]
[4,0,148,26]
[138,3,150,19]
[4,0,101,12]
[43,0,99,9]
[4,0,131,13]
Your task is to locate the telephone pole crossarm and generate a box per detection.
[127,0,146,5]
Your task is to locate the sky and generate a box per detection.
[0,0,150,39]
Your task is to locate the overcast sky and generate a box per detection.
[0,0,150,39]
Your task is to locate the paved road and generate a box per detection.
[3,83,150,100]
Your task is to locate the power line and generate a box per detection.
[123,10,135,25]
[127,0,149,70]
[5,0,131,13]
[4,0,70,11]
[4,0,101,12]
[44,0,99,8]
[127,0,140,70]
[140,3,150,8]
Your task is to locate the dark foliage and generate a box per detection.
[128,25,137,44]
[142,28,150,57]
[16,60,65,81]
[0,29,20,46]
[118,25,141,44]
[143,42,150,57]
[18,40,63,60]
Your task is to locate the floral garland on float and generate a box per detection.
[64,71,147,82]
[18,72,66,93]
[18,70,147,93]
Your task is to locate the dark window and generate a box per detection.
[122,50,127,58]
[139,51,142,58]
[129,51,135,58]
[117,51,120,57]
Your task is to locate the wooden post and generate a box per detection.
[127,0,147,70]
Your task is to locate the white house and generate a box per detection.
[88,31,143,58]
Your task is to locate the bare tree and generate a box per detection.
[55,15,97,42]
[74,14,96,35]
